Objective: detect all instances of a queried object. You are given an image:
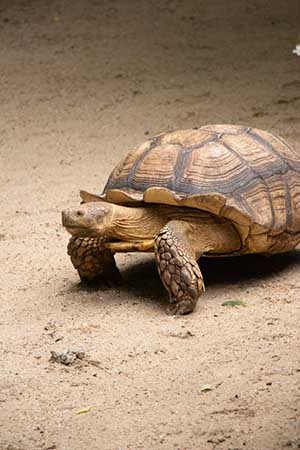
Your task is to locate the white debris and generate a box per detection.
[292,45,300,56]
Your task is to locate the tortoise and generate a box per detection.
[62,124,300,314]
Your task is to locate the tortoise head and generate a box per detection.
[62,201,115,238]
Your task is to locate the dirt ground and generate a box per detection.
[1,0,300,449]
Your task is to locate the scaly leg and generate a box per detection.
[67,237,121,286]
[154,221,204,315]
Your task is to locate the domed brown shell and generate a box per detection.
[101,125,300,253]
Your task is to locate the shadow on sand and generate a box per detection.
[66,250,300,310]
[118,249,300,301]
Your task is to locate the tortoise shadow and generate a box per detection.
[120,250,300,300]
[201,250,300,285]
[65,250,300,310]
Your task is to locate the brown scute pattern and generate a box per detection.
[129,143,181,190]
[102,125,300,241]
[200,124,247,135]
[286,171,300,231]
[160,128,216,150]
[236,177,274,229]
[251,128,300,172]
[102,135,162,192]
[177,142,255,193]
[265,174,289,233]
[222,133,289,177]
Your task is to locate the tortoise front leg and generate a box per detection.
[154,221,204,315]
[67,237,122,286]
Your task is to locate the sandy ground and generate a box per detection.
[1,0,300,449]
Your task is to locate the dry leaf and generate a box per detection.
[76,406,92,415]
[222,300,246,307]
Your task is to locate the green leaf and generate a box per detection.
[222,300,247,307]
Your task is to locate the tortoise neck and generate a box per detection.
[111,204,167,241]
[110,203,222,241]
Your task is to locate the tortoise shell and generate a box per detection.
[101,125,300,254]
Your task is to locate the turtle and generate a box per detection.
[62,124,300,314]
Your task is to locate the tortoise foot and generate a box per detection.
[67,237,122,287]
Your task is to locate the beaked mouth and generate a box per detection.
[64,225,99,237]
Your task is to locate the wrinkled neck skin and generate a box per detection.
[111,204,167,241]
[110,203,223,242]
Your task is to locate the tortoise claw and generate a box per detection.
[167,297,197,315]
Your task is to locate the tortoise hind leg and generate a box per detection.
[154,221,204,315]
[67,237,122,287]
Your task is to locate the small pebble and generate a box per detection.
[50,349,85,365]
